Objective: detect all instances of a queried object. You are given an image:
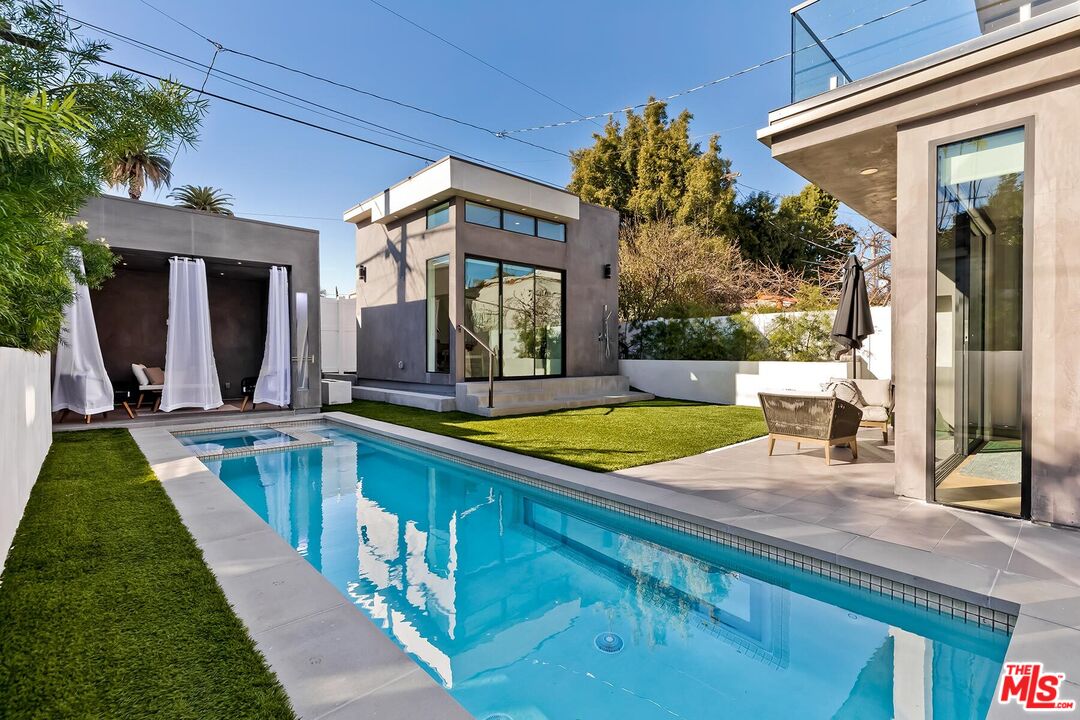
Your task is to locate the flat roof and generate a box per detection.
[343,156,580,225]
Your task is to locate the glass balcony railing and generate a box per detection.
[791,0,1079,102]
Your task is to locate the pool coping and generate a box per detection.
[130,412,1080,719]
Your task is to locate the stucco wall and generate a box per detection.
[895,77,1080,524]
[0,348,52,573]
[75,195,322,409]
[353,197,619,384]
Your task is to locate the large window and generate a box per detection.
[463,257,564,379]
[426,255,450,373]
[933,126,1026,517]
[464,201,566,242]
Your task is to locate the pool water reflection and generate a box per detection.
[206,424,1009,720]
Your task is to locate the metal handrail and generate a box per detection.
[457,324,496,408]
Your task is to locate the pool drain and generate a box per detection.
[594,631,624,653]
[484,714,513,720]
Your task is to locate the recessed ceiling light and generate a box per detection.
[220,272,225,276]
[891,196,898,201]
[860,167,879,175]
[122,262,127,266]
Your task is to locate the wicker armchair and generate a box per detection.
[758,392,864,465]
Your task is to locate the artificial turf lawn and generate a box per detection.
[0,430,295,720]
[329,398,768,472]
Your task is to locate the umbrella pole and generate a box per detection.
[851,349,857,379]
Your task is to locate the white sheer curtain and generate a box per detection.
[254,265,291,407]
[52,249,114,416]
[161,257,223,412]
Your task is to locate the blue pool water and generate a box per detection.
[176,427,291,455]
[206,424,1010,720]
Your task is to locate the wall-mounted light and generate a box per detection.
[358,265,367,282]
[603,263,612,279]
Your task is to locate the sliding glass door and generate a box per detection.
[463,257,564,379]
[933,126,1026,517]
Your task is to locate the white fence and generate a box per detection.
[620,306,891,406]
[620,359,851,406]
[320,295,357,374]
[0,348,52,572]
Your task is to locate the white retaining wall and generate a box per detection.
[0,348,53,572]
[619,359,852,406]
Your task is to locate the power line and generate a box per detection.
[500,0,935,135]
[363,0,598,127]
[120,0,570,158]
[64,14,545,174]
[97,57,438,163]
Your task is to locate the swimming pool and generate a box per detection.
[175,427,292,455]
[205,423,1010,720]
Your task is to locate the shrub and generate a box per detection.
[762,312,835,361]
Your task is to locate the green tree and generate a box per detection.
[569,100,736,233]
[0,0,206,352]
[731,183,849,271]
[169,184,235,215]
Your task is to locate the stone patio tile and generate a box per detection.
[1009,523,1080,586]
[726,512,859,556]
[839,536,998,602]
[253,604,442,720]
[215,558,347,635]
[933,512,1022,570]
[996,615,1080,691]
[990,572,1080,628]
[198,528,299,579]
[317,667,473,720]
[734,490,799,512]
[870,502,960,551]
[773,497,840,524]
[817,505,896,536]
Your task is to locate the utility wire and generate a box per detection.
[119,0,570,158]
[97,57,438,163]
[363,0,599,127]
[499,0,935,135]
[65,14,546,176]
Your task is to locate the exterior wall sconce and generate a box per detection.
[358,265,367,282]
[603,263,612,279]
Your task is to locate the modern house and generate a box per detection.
[759,0,1080,527]
[344,156,648,416]
[72,194,322,415]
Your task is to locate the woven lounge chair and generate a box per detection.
[758,392,864,465]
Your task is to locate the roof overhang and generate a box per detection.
[343,156,580,225]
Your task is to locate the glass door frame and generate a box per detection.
[928,118,1034,519]
[462,254,567,381]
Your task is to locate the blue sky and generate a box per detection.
[68,0,881,294]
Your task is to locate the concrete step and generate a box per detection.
[353,385,457,412]
[462,391,654,417]
[457,375,631,400]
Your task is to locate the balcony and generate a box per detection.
[791,0,1078,102]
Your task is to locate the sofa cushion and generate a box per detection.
[853,378,893,409]
[861,405,889,422]
[822,379,865,407]
[144,366,165,385]
[131,363,149,386]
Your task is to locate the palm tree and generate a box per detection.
[168,185,234,215]
[105,146,172,200]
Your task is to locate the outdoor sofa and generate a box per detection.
[758,392,864,465]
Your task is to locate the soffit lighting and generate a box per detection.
[860,167,879,176]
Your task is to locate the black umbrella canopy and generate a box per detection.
[832,256,875,374]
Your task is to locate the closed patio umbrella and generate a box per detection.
[831,255,874,378]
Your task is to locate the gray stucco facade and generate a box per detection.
[352,193,619,385]
[76,195,322,410]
